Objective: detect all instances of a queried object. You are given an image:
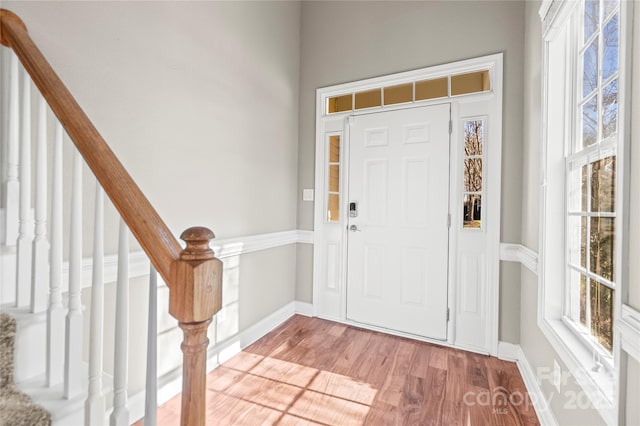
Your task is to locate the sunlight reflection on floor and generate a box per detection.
[205,352,378,425]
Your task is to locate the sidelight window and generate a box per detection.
[462,119,484,229]
[326,134,341,222]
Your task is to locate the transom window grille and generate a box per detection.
[326,70,490,114]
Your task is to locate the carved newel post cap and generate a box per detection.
[169,226,222,323]
[180,227,216,260]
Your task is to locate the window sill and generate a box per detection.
[537,316,616,425]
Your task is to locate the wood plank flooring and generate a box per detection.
[138,315,539,425]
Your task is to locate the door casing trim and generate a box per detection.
[312,53,503,356]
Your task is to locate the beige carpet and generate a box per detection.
[0,312,51,426]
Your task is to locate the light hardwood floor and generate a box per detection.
[138,315,539,425]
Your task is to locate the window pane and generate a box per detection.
[329,135,340,163]
[463,194,482,228]
[603,0,618,18]
[464,120,483,156]
[590,281,614,351]
[569,269,584,323]
[602,79,618,139]
[589,217,615,281]
[464,159,482,192]
[451,70,490,96]
[602,13,619,81]
[581,164,588,211]
[327,193,339,222]
[568,216,586,267]
[583,37,598,97]
[580,274,587,327]
[328,94,352,113]
[582,95,598,147]
[355,89,382,110]
[581,216,587,269]
[415,77,448,101]
[568,165,586,211]
[328,165,340,193]
[384,83,413,105]
[584,0,599,42]
[590,156,616,212]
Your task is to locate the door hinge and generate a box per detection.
[449,119,452,135]
[447,308,450,321]
[447,213,451,228]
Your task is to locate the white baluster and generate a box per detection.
[64,149,83,399]
[144,266,158,426]
[47,122,64,387]
[86,184,105,426]
[111,219,129,426]
[15,70,33,307]
[4,51,20,246]
[31,95,50,313]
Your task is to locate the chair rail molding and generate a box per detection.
[54,230,314,291]
[500,242,539,275]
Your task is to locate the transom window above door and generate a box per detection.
[326,69,491,114]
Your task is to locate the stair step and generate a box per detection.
[2,306,47,383]
[0,246,17,306]
[19,373,89,426]
[19,370,116,425]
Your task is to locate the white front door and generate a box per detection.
[346,104,451,340]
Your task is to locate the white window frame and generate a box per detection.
[538,1,632,424]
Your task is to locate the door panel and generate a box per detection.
[404,158,429,226]
[346,104,451,340]
[364,160,388,226]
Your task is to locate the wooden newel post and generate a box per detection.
[169,227,222,426]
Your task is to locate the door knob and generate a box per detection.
[349,224,362,232]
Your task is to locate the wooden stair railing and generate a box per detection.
[0,9,222,426]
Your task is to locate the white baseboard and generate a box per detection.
[497,341,521,362]
[130,300,302,423]
[515,346,559,426]
[496,341,559,426]
[294,301,313,317]
[216,300,297,364]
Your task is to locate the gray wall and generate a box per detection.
[3,0,302,404]
[297,0,526,341]
[521,1,640,424]
[3,0,301,304]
